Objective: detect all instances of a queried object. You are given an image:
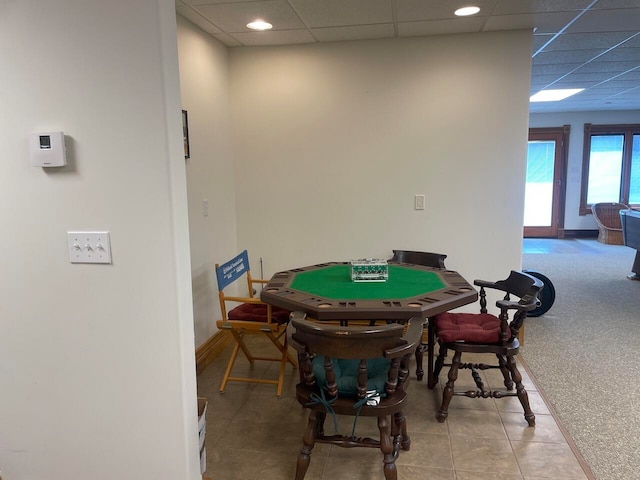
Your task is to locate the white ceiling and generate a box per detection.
[175,0,640,113]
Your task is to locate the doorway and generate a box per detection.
[524,127,569,238]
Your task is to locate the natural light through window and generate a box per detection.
[587,135,624,204]
[631,135,640,204]
[524,141,555,226]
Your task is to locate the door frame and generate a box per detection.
[524,126,569,238]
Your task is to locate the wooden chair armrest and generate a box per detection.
[385,318,423,357]
[474,279,498,289]
[224,296,263,304]
[496,299,536,312]
[251,279,269,285]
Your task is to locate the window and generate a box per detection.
[580,124,640,214]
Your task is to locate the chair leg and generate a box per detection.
[231,329,255,363]
[506,355,535,427]
[265,329,297,367]
[437,350,461,423]
[275,334,290,397]
[497,354,514,390]
[432,342,448,390]
[378,415,398,480]
[415,319,428,381]
[415,342,425,381]
[426,320,437,388]
[394,411,411,451]
[219,342,241,393]
[296,410,319,480]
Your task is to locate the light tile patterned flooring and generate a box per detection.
[198,333,591,480]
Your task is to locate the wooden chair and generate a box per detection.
[389,249,447,269]
[591,202,629,245]
[215,250,296,397]
[430,271,543,426]
[389,249,448,384]
[288,311,423,480]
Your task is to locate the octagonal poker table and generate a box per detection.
[260,261,477,322]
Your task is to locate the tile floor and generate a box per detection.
[198,333,591,480]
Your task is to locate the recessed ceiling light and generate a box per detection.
[247,20,272,30]
[454,6,480,16]
[530,88,585,102]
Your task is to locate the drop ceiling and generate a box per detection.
[175,0,640,113]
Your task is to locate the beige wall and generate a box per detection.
[177,16,237,347]
[529,110,640,231]
[229,30,533,287]
[0,1,200,479]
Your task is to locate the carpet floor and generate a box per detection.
[522,238,640,480]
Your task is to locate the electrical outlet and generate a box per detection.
[67,231,112,264]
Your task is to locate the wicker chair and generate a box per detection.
[591,202,629,245]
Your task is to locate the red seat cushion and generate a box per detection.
[434,312,510,344]
[228,303,290,324]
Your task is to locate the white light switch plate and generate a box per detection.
[415,194,425,210]
[67,231,112,264]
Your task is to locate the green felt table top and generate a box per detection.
[289,264,445,300]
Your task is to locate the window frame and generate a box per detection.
[579,123,640,215]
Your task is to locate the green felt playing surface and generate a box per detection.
[289,264,445,300]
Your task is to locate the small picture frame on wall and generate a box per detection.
[182,109,190,159]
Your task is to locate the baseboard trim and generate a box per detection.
[562,229,598,238]
[195,330,231,375]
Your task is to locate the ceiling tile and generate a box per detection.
[289,0,393,28]
[533,48,607,64]
[598,78,640,88]
[542,31,636,51]
[533,33,554,51]
[566,8,640,33]
[618,33,640,48]
[533,63,584,75]
[187,0,257,4]
[212,33,243,47]
[562,71,626,83]
[231,28,316,46]
[590,0,640,10]
[616,69,640,80]
[586,86,632,94]
[394,0,497,22]
[596,46,640,62]
[492,0,593,15]
[194,0,305,32]
[398,17,486,37]
[176,6,223,34]
[483,11,580,34]
[574,60,640,73]
[311,24,395,42]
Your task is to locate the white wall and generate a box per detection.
[229,30,533,286]
[177,16,237,347]
[0,1,200,479]
[530,110,640,231]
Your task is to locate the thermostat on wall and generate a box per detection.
[29,131,67,167]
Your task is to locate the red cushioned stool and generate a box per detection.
[431,271,543,427]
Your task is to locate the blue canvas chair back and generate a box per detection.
[216,250,250,291]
